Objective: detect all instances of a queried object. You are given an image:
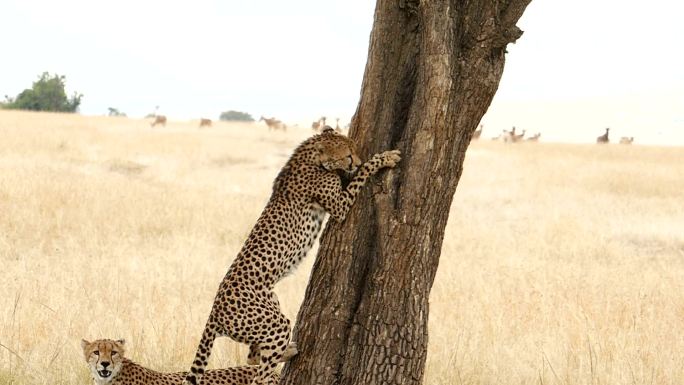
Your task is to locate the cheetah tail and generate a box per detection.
[183,323,218,385]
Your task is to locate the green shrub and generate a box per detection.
[3,72,82,112]
[107,107,127,117]
[219,110,254,122]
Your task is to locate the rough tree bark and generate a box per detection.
[281,1,531,384]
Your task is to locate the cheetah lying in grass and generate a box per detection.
[184,128,401,385]
[82,338,278,385]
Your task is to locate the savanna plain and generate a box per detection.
[0,110,682,385]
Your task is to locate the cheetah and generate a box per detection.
[183,127,401,385]
[82,338,278,385]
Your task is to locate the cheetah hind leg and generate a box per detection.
[250,342,285,385]
[247,342,297,365]
[246,291,297,365]
[248,310,291,385]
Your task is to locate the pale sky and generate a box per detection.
[1,0,683,145]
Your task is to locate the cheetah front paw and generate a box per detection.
[373,149,401,168]
[280,342,299,362]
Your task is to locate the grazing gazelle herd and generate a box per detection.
[469,125,635,145]
[145,114,635,145]
[144,113,350,134]
[596,127,635,144]
[482,126,538,143]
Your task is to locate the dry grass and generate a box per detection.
[0,110,682,384]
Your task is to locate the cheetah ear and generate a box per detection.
[81,339,90,349]
[116,339,126,346]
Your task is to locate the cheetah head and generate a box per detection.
[81,338,125,383]
[315,128,361,174]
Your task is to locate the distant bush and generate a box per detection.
[219,110,254,122]
[3,72,82,112]
[107,107,127,117]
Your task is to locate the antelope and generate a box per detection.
[311,116,327,131]
[596,128,610,143]
[471,124,483,140]
[502,127,516,143]
[512,129,526,143]
[199,118,212,128]
[526,132,541,142]
[619,136,634,144]
[260,116,286,131]
[150,115,167,127]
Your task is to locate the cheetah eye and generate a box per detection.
[112,351,118,356]
[93,351,99,356]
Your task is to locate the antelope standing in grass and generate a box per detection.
[150,115,167,127]
[619,136,634,144]
[199,118,212,128]
[526,132,541,142]
[502,127,516,143]
[596,128,610,143]
[512,129,526,143]
[259,116,286,131]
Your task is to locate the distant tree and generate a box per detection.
[3,72,82,112]
[0,95,10,109]
[107,107,127,117]
[219,110,254,122]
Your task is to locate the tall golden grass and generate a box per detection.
[0,110,682,385]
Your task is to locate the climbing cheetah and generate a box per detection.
[184,127,401,385]
[82,338,278,385]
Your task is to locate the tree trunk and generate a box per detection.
[281,1,531,384]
